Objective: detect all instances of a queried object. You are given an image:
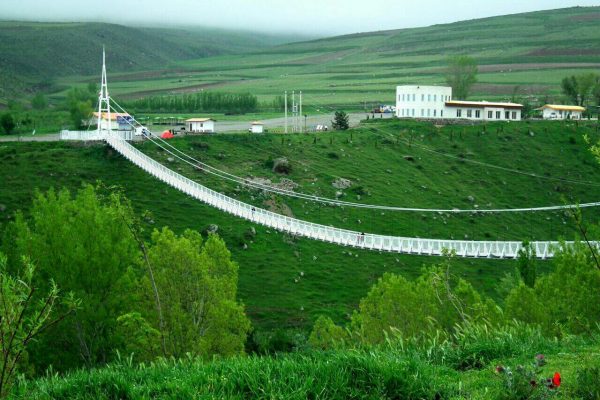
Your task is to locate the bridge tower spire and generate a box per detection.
[97,47,111,137]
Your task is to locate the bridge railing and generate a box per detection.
[106,135,562,259]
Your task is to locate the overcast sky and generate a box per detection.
[0,0,598,35]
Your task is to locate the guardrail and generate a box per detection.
[106,135,566,259]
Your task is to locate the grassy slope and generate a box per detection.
[85,6,600,107]
[0,21,306,98]
[13,330,600,399]
[2,119,600,330]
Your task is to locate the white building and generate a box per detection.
[395,85,523,121]
[538,105,585,120]
[186,118,215,133]
[250,121,264,133]
[92,112,133,130]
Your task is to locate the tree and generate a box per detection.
[332,111,349,130]
[445,56,478,100]
[30,93,48,111]
[0,113,15,135]
[517,241,536,288]
[65,87,96,129]
[142,228,251,358]
[349,262,500,345]
[3,185,140,371]
[308,316,348,350]
[561,73,598,107]
[0,254,78,398]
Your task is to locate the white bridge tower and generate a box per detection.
[97,47,111,137]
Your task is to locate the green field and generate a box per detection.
[3,6,600,111]
[2,119,600,330]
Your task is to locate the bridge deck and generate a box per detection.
[106,136,563,259]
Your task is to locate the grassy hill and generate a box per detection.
[0,21,307,99]
[65,6,600,108]
[2,119,600,330]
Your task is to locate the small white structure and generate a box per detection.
[186,118,215,133]
[250,121,264,133]
[91,112,133,130]
[395,85,522,121]
[538,105,585,120]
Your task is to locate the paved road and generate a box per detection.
[0,113,394,142]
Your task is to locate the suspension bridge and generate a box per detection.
[89,50,597,260]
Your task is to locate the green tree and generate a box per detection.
[31,93,48,111]
[350,262,500,344]
[308,316,348,350]
[65,87,96,129]
[506,242,600,335]
[0,254,78,398]
[561,73,598,107]
[0,113,15,135]
[3,185,140,371]
[143,228,251,358]
[332,111,349,130]
[517,241,536,288]
[445,56,478,100]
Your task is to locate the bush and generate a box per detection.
[573,363,600,400]
[272,157,291,174]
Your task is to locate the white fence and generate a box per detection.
[106,135,572,259]
[61,130,134,141]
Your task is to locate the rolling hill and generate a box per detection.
[0,21,308,98]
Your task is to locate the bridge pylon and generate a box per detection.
[97,47,111,138]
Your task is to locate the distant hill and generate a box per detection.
[0,21,307,97]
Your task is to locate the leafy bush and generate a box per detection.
[573,362,600,400]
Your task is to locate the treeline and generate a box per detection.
[123,92,259,114]
[122,92,288,114]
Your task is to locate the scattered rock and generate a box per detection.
[386,169,392,174]
[167,157,175,163]
[206,224,219,234]
[272,157,291,174]
[467,195,475,203]
[403,155,415,162]
[332,178,353,189]
[335,191,343,198]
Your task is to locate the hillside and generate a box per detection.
[0,21,306,98]
[2,119,600,330]
[73,6,600,107]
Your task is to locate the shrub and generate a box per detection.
[573,363,600,400]
[272,157,291,174]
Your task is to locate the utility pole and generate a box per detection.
[299,91,303,132]
[284,91,288,134]
[292,91,296,132]
[97,46,111,138]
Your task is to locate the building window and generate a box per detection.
[496,111,501,119]
[433,109,437,117]
[512,111,517,119]
[427,109,431,117]
[421,94,425,101]
[475,110,481,118]
[434,95,437,102]
[412,109,415,116]
[467,110,472,118]
[488,111,493,119]
[505,111,510,120]
[457,109,462,118]
[412,94,416,101]
[427,94,431,101]
[421,109,424,117]
[441,110,444,117]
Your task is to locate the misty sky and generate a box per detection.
[0,0,598,35]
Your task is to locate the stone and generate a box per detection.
[467,195,475,203]
[332,178,352,189]
[167,157,175,163]
[207,224,219,233]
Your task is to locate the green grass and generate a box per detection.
[2,119,600,331]
[12,324,600,399]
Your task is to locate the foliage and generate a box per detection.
[332,110,349,130]
[0,254,77,398]
[308,316,348,350]
[561,73,599,107]
[2,185,140,371]
[349,259,501,344]
[573,361,600,400]
[113,312,161,364]
[124,92,258,114]
[445,55,478,100]
[30,94,47,111]
[506,242,600,335]
[517,241,537,288]
[0,113,15,135]
[65,86,96,129]
[142,228,251,359]
[494,355,562,400]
